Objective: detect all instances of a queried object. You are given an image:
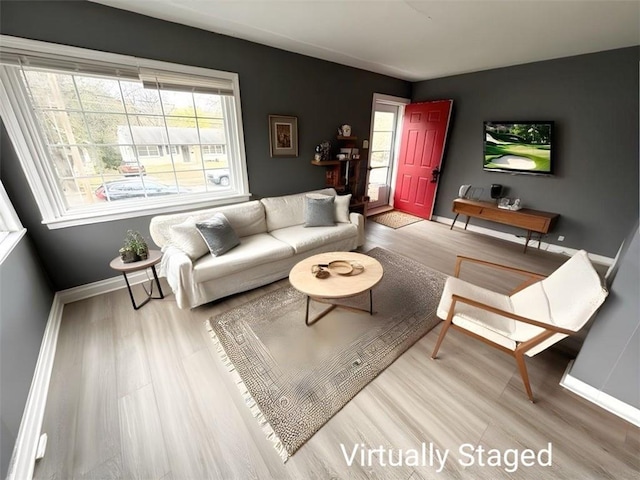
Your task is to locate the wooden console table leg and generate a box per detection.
[464,216,471,230]
[524,230,533,254]
[450,213,460,230]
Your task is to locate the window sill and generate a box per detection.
[44,193,252,229]
[0,229,27,264]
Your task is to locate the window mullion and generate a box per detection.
[156,87,180,190]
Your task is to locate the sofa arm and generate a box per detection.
[349,212,365,247]
[161,246,197,309]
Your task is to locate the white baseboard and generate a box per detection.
[6,294,64,480]
[8,270,155,479]
[57,270,155,304]
[560,360,640,427]
[433,215,614,266]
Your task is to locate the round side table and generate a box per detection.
[109,249,164,310]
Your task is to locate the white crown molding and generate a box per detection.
[432,215,614,266]
[560,361,640,427]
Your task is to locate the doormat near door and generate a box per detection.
[370,210,424,229]
[206,247,446,462]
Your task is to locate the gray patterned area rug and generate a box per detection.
[206,247,447,462]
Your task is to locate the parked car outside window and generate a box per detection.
[206,168,230,187]
[95,179,187,201]
[118,161,146,176]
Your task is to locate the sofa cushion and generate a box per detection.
[261,188,337,231]
[150,200,266,248]
[193,233,294,282]
[335,194,351,223]
[270,223,357,254]
[213,201,267,238]
[304,194,335,227]
[169,216,209,260]
[196,213,240,257]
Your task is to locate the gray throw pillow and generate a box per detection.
[304,194,336,227]
[196,213,240,256]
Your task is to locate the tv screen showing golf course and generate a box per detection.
[484,121,554,175]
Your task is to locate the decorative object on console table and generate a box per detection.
[498,198,522,211]
[450,198,559,253]
[490,184,503,200]
[269,115,298,157]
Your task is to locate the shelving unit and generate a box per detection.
[311,135,369,215]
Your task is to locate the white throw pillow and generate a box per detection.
[334,194,351,223]
[169,216,209,260]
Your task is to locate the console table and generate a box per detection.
[451,199,559,253]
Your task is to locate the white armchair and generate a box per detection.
[431,250,608,402]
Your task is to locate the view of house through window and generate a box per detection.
[20,68,235,206]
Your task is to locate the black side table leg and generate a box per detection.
[151,265,165,299]
[122,272,147,310]
[123,268,164,310]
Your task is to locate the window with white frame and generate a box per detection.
[0,181,26,264]
[0,36,249,228]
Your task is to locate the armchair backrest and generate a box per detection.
[541,250,608,330]
[512,250,607,331]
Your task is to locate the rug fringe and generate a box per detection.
[205,320,290,463]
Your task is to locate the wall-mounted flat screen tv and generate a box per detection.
[484,121,554,175]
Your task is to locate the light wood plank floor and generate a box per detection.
[34,220,638,479]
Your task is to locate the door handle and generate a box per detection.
[431,168,441,183]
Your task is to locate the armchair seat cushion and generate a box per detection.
[437,277,514,333]
[437,277,548,350]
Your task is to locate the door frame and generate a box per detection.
[366,93,410,210]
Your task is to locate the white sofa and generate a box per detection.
[149,188,365,309]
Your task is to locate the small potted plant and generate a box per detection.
[119,230,149,263]
[119,245,137,263]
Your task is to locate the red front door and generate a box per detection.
[393,100,453,219]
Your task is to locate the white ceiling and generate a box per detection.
[91,0,640,81]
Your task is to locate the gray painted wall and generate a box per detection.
[569,225,639,408]
[412,47,639,257]
[0,0,411,290]
[0,236,54,478]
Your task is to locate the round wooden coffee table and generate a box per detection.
[289,252,384,326]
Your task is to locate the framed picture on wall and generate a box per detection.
[269,115,298,157]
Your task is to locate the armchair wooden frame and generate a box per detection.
[431,256,575,402]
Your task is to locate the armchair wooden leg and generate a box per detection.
[515,352,535,403]
[431,318,453,359]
